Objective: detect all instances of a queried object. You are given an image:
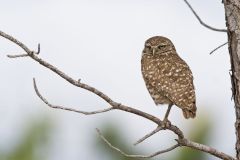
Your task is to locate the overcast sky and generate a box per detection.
[0,0,233,159]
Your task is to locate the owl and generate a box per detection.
[141,36,196,121]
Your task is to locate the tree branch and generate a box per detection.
[96,128,180,158]
[0,30,236,160]
[134,126,163,145]
[33,78,114,115]
[177,138,236,160]
[209,42,228,54]
[7,54,29,58]
[97,128,236,160]
[183,0,227,32]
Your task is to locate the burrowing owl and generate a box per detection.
[141,36,196,120]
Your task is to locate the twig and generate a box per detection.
[33,78,114,115]
[7,54,28,58]
[36,43,40,54]
[183,0,227,32]
[134,126,163,145]
[210,42,228,54]
[96,128,180,158]
[0,30,236,160]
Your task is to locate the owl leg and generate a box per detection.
[162,104,172,126]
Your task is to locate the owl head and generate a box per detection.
[143,36,176,55]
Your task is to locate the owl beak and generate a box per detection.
[152,48,156,55]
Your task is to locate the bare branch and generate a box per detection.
[183,0,227,32]
[37,43,40,54]
[7,54,29,58]
[6,44,40,58]
[134,126,163,145]
[177,138,237,160]
[97,124,236,160]
[0,30,236,160]
[0,30,32,53]
[33,78,114,115]
[210,42,228,55]
[96,128,180,158]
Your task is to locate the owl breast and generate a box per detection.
[141,53,173,105]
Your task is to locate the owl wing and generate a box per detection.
[141,53,196,118]
[156,53,196,118]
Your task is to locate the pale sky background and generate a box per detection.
[0,0,233,160]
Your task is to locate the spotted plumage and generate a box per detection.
[141,36,196,119]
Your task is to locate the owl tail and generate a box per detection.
[182,109,196,119]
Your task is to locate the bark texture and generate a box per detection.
[224,0,240,159]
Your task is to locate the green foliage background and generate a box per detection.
[0,113,211,160]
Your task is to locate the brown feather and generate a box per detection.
[141,36,196,119]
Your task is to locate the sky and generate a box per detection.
[0,0,233,159]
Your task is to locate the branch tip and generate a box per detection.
[7,54,28,58]
[209,42,228,54]
[96,128,100,133]
[183,0,227,32]
[33,77,36,84]
[33,78,39,94]
[33,78,114,115]
[134,126,162,145]
[36,43,41,54]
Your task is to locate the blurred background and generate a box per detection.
[0,0,233,159]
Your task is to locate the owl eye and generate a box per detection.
[158,45,165,49]
[145,45,151,50]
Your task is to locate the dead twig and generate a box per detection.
[7,54,28,58]
[210,42,228,54]
[134,126,163,145]
[183,0,227,32]
[33,78,114,115]
[96,128,180,158]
